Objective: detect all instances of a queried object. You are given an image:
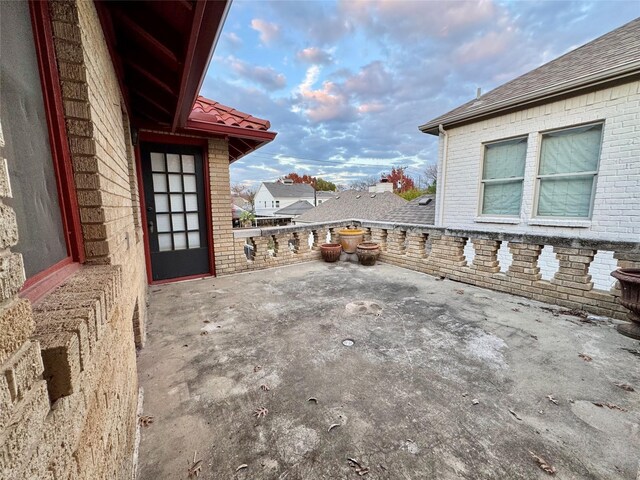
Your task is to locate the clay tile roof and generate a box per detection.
[419,18,640,135]
[190,96,271,131]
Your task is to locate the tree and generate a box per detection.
[279,172,336,191]
[245,186,257,212]
[384,166,415,193]
[399,188,425,201]
[231,183,248,197]
[348,176,378,191]
[423,164,437,193]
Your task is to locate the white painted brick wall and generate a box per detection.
[436,80,640,241]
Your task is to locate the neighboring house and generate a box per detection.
[274,199,314,218]
[380,194,436,225]
[0,1,275,477]
[316,190,338,204]
[232,195,252,211]
[294,189,406,224]
[419,18,640,291]
[254,180,315,216]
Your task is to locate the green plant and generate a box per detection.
[239,211,255,224]
[399,188,425,201]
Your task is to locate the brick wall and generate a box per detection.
[435,80,640,239]
[1,0,148,478]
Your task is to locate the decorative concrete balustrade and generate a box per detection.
[232,220,640,320]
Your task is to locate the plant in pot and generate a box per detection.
[356,242,380,266]
[337,228,365,253]
[320,243,342,262]
[239,211,255,228]
[611,268,640,339]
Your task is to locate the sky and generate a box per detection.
[200,1,639,189]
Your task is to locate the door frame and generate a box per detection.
[135,131,216,284]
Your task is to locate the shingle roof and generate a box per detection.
[294,190,406,223]
[190,96,271,131]
[262,182,315,198]
[420,18,640,135]
[316,191,338,199]
[274,200,314,216]
[380,194,436,225]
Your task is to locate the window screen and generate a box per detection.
[480,137,527,216]
[1,1,68,278]
[536,124,602,218]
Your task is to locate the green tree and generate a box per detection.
[399,188,425,201]
[315,177,337,191]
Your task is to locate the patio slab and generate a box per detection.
[137,261,640,479]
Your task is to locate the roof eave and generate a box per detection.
[419,64,640,136]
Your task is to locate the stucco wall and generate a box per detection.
[1,0,147,478]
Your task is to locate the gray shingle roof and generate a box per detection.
[274,200,314,216]
[294,190,406,223]
[262,182,315,198]
[380,194,436,225]
[420,18,640,135]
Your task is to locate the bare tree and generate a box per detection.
[424,164,438,186]
[348,176,378,191]
[231,183,248,197]
[245,186,257,212]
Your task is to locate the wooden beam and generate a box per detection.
[131,89,173,117]
[123,56,178,96]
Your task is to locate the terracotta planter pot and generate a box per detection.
[356,242,380,266]
[320,243,342,263]
[611,268,640,339]
[338,228,365,253]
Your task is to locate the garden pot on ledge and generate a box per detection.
[356,242,380,266]
[320,243,342,263]
[338,228,365,253]
[611,268,640,340]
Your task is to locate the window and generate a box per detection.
[275,200,280,208]
[479,137,527,216]
[271,200,274,208]
[535,123,602,218]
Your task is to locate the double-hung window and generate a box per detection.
[479,137,527,216]
[535,123,602,218]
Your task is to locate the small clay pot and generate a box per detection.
[356,242,380,266]
[320,243,342,263]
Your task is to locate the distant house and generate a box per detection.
[232,195,251,211]
[316,190,338,204]
[419,18,640,290]
[294,188,406,224]
[380,194,436,225]
[274,200,314,218]
[254,180,315,216]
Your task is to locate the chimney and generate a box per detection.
[368,177,394,193]
[476,87,482,99]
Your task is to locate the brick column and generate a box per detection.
[311,228,327,248]
[274,234,294,263]
[387,230,407,256]
[506,243,542,286]
[471,239,501,273]
[208,139,235,275]
[294,232,310,255]
[551,247,595,291]
[370,228,387,251]
[406,232,426,260]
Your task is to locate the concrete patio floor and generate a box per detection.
[137,261,640,480]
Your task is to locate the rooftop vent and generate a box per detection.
[370,194,376,198]
[356,195,361,199]
[283,179,294,185]
[418,198,433,206]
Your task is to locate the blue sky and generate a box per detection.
[200,1,639,189]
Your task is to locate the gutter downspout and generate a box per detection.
[437,124,448,227]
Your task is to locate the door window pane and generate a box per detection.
[182,155,195,173]
[186,213,199,230]
[151,152,165,171]
[158,233,172,251]
[153,173,167,192]
[172,214,185,231]
[155,194,169,212]
[188,232,200,248]
[185,194,198,211]
[156,214,171,232]
[168,174,182,192]
[170,194,184,212]
[167,154,181,172]
[173,233,187,250]
[183,175,196,192]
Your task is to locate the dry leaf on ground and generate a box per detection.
[546,395,559,405]
[578,353,592,362]
[138,415,154,427]
[253,407,269,418]
[592,402,627,412]
[615,383,634,392]
[529,451,556,475]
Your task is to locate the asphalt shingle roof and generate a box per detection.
[274,200,314,216]
[294,190,406,223]
[380,194,436,225]
[420,18,640,134]
[262,182,316,198]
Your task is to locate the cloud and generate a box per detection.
[296,47,333,65]
[250,18,280,45]
[224,32,243,50]
[344,61,393,98]
[227,56,286,90]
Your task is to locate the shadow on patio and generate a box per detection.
[137,261,639,479]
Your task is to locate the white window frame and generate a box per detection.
[275,200,280,208]
[532,122,603,220]
[477,135,527,218]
